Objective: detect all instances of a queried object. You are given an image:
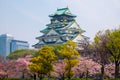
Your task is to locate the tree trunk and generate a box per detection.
[115,61,119,80]
[67,60,71,80]
[38,74,43,80]
[101,64,104,80]
[61,73,65,80]
[48,73,51,80]
[67,66,71,80]
[85,70,88,80]
[22,72,25,79]
[33,74,36,80]
[68,69,71,80]
[62,76,65,80]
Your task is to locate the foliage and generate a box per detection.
[94,31,110,61]
[52,44,64,59]
[105,63,115,78]
[105,28,120,79]
[7,49,36,60]
[0,78,117,80]
[29,46,57,79]
[58,40,80,79]
[15,57,31,79]
[52,60,66,80]
[105,29,120,62]
[93,28,120,79]
[73,57,101,78]
[58,40,79,59]
[0,56,31,79]
[1,78,33,80]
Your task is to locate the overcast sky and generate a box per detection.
[0,0,120,48]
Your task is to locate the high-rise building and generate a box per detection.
[33,7,89,49]
[0,34,29,57]
[0,34,13,57]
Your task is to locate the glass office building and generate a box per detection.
[10,40,29,52]
[0,34,29,57]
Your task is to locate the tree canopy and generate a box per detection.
[58,40,80,79]
[7,49,36,60]
[29,46,57,79]
[93,28,120,79]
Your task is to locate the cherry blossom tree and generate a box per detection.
[0,61,7,79]
[73,57,101,79]
[52,60,66,80]
[0,55,31,79]
[0,60,17,78]
[16,57,30,79]
[105,63,115,78]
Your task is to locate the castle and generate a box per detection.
[33,7,89,49]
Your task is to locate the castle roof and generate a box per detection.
[49,7,76,17]
[40,21,75,33]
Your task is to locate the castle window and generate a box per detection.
[69,30,72,33]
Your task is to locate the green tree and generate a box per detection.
[58,40,80,80]
[94,28,120,80]
[29,46,57,80]
[105,28,120,79]
[7,49,36,60]
[52,44,64,59]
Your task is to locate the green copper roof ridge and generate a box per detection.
[57,7,68,10]
[40,28,64,33]
[41,21,75,33]
[49,13,76,17]
[48,7,77,17]
[49,7,67,17]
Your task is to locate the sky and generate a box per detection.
[0,0,120,48]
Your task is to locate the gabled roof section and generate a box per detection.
[49,7,76,17]
[46,29,59,36]
[56,38,64,43]
[39,40,45,44]
[67,21,80,29]
[67,21,86,33]
[72,34,84,42]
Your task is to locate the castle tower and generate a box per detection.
[33,7,89,49]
